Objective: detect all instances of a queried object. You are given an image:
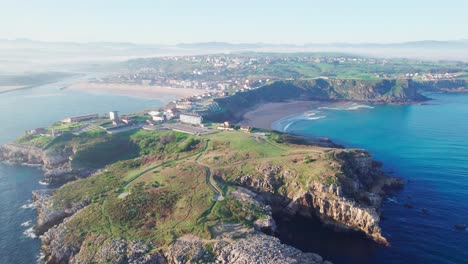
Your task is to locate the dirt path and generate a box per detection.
[195,140,224,201]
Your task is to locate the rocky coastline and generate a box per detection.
[0,143,95,184]
[1,131,403,263]
[230,150,403,246]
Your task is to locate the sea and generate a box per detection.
[272,93,468,264]
[0,77,164,263]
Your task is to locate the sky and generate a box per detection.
[1,0,467,44]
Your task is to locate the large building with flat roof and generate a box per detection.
[63,114,98,123]
[180,113,203,125]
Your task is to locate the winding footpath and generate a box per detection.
[119,139,224,202]
[195,140,224,201]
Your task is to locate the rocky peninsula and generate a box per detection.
[0,78,433,263]
[0,125,404,264]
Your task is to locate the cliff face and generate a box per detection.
[0,143,94,184]
[211,78,430,122]
[235,150,403,245]
[33,190,90,235]
[0,144,67,168]
[412,79,468,92]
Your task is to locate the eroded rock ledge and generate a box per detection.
[235,150,403,245]
[33,190,90,235]
[0,143,94,184]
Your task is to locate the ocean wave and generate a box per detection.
[282,120,297,132]
[21,163,42,167]
[304,110,320,117]
[319,103,374,111]
[307,116,326,120]
[37,252,45,263]
[38,180,49,185]
[21,220,32,227]
[23,227,37,239]
[347,104,374,110]
[20,202,35,209]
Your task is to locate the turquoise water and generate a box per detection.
[273,93,468,263]
[0,79,163,263]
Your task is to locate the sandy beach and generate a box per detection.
[239,101,324,129]
[68,82,205,100]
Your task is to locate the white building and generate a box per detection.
[109,111,119,121]
[180,113,203,125]
[175,102,194,110]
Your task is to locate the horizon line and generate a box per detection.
[2,38,468,47]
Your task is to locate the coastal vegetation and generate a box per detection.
[10,118,403,263]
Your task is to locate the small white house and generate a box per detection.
[109,111,119,121]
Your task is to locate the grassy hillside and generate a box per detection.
[211,78,428,122]
[46,128,361,254]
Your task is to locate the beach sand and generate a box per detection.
[68,82,205,100]
[239,101,323,129]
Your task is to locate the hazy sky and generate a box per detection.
[1,0,467,44]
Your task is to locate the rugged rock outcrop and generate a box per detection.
[0,144,67,167]
[0,143,94,184]
[165,236,211,263]
[71,236,167,264]
[237,150,403,245]
[231,187,277,234]
[41,219,329,264]
[33,190,90,235]
[41,220,167,264]
[214,233,329,264]
[164,232,330,264]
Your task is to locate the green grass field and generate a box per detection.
[42,124,364,257]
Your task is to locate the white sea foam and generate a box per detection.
[307,116,326,120]
[38,180,49,185]
[21,220,32,227]
[23,227,37,239]
[318,106,344,110]
[36,253,45,263]
[37,252,45,263]
[319,103,374,111]
[304,110,320,116]
[347,104,374,110]
[20,202,35,209]
[282,121,297,132]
